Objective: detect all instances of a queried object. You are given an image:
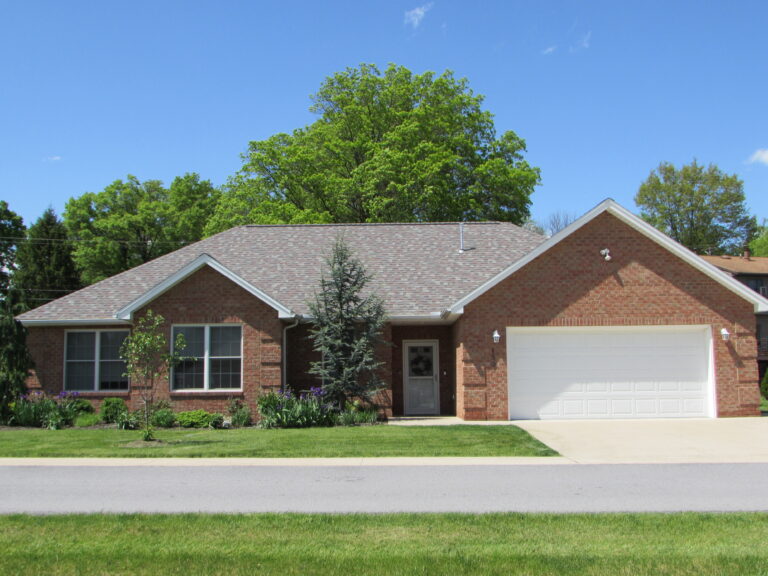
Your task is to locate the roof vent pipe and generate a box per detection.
[458,222,475,253]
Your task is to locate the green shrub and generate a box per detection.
[257,389,380,429]
[56,392,93,426]
[74,413,101,427]
[257,389,336,429]
[208,412,225,429]
[227,398,252,428]
[761,370,768,401]
[151,408,176,428]
[116,410,140,430]
[176,409,224,429]
[100,398,128,424]
[70,398,95,414]
[9,392,59,427]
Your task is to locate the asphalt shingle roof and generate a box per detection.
[18,222,545,322]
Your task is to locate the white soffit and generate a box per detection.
[115,253,295,320]
[447,198,768,314]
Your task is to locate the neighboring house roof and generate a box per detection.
[699,254,768,276]
[18,199,768,326]
[17,221,545,324]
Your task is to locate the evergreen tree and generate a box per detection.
[0,200,25,296]
[0,288,33,423]
[14,208,82,308]
[307,238,387,409]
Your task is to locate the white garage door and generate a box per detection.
[507,326,714,420]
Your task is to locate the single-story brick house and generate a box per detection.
[18,199,768,419]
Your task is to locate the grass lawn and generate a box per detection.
[0,425,556,458]
[1,513,766,575]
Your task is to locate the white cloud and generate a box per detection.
[44,156,62,162]
[570,30,592,52]
[747,149,768,165]
[541,45,557,55]
[404,3,433,29]
[579,30,591,49]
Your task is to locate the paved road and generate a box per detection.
[3,461,768,514]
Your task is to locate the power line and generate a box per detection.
[0,235,192,247]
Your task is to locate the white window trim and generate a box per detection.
[171,324,244,392]
[64,329,130,392]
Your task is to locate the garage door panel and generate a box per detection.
[507,327,712,419]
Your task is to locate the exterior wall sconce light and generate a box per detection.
[492,330,501,344]
[720,328,730,341]
[600,248,612,261]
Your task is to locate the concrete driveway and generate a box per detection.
[514,417,768,464]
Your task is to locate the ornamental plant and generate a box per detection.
[307,238,387,410]
[120,310,186,441]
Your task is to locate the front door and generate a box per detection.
[404,340,439,415]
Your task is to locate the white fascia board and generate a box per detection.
[115,253,295,320]
[18,318,132,327]
[447,198,768,315]
[388,313,453,326]
[296,313,453,325]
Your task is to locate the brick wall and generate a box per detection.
[133,266,283,414]
[391,325,455,416]
[286,322,395,417]
[26,266,284,416]
[455,212,760,420]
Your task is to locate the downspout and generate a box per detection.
[282,315,301,392]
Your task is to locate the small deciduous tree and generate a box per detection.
[120,310,185,441]
[0,288,33,423]
[307,238,387,410]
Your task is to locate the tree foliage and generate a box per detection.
[209,64,540,232]
[0,201,25,296]
[119,310,185,441]
[307,238,387,409]
[0,288,33,423]
[13,208,81,308]
[750,221,768,257]
[64,174,219,284]
[635,160,755,254]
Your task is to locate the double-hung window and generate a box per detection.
[171,325,242,391]
[65,330,129,391]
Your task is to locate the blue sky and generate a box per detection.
[2,0,767,228]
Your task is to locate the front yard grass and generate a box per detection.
[2,513,766,575]
[0,425,556,458]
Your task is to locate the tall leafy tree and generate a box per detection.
[167,173,220,242]
[208,64,540,233]
[64,173,218,284]
[307,238,387,410]
[14,208,82,308]
[0,288,33,423]
[750,221,768,257]
[635,160,756,254]
[0,201,25,296]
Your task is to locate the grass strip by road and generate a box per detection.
[0,425,556,458]
[2,513,766,575]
